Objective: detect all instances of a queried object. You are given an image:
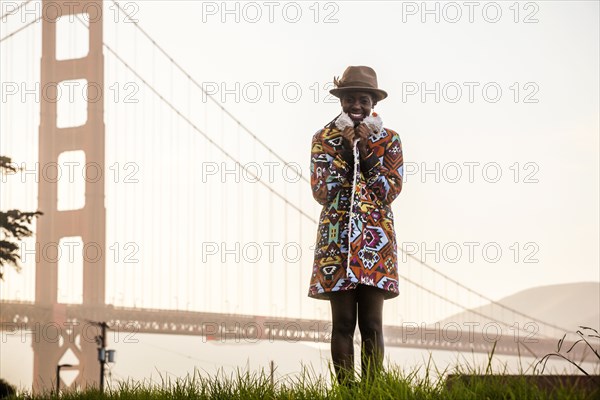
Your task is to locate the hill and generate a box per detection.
[437,282,600,335]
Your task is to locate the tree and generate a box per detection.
[0,156,43,280]
[0,378,16,398]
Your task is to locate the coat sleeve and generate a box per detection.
[310,129,355,206]
[359,130,404,206]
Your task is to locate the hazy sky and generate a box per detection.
[124,0,600,297]
[1,0,598,313]
[1,0,599,391]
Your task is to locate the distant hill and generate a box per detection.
[437,282,600,336]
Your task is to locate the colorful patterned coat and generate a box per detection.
[308,124,404,300]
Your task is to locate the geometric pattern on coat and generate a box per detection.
[308,124,404,301]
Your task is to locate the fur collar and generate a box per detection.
[334,112,383,137]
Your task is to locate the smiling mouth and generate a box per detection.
[349,113,364,120]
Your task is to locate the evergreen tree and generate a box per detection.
[0,156,43,280]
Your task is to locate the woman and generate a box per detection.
[308,66,404,385]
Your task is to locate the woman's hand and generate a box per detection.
[355,123,372,157]
[341,126,355,150]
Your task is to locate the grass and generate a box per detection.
[7,328,600,400]
[8,366,597,400]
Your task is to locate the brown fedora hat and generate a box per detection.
[329,66,388,102]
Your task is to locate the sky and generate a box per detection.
[113,0,600,300]
[0,0,599,390]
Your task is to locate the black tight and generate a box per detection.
[329,284,385,384]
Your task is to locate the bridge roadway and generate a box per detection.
[1,301,594,363]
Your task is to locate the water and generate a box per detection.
[2,331,598,391]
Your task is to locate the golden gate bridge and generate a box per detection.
[0,0,590,393]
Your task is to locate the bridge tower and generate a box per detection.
[34,0,105,392]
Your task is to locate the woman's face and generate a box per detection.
[340,91,376,123]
